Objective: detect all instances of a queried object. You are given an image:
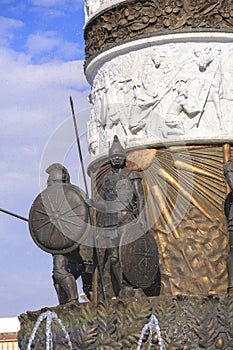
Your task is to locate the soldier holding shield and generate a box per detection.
[29,163,92,304]
[89,135,160,297]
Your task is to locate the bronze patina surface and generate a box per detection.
[91,136,161,298]
[29,183,89,254]
[29,163,92,305]
[90,144,230,297]
[18,294,233,349]
[119,229,159,289]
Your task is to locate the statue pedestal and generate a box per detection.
[18,294,232,349]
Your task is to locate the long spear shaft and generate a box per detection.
[70,96,106,300]
[70,97,89,197]
[0,208,28,222]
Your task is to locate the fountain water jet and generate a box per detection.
[137,314,166,350]
[26,311,72,350]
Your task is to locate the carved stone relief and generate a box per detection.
[84,0,233,59]
[88,41,233,157]
[84,0,126,22]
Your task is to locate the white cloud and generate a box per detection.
[26,31,61,54]
[0,44,91,315]
[1,50,89,206]
[0,3,91,317]
[0,57,89,213]
[0,45,91,229]
[0,16,24,47]
[0,47,89,117]
[26,30,82,61]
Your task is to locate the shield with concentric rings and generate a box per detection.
[29,183,89,254]
[119,225,159,289]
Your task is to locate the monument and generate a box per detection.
[18,1,233,349]
[84,0,232,298]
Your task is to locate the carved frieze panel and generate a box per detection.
[87,40,233,158]
[84,0,233,59]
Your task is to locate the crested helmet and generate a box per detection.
[46,163,70,185]
[109,135,126,158]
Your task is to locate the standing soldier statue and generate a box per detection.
[29,163,93,304]
[224,159,233,294]
[90,135,160,297]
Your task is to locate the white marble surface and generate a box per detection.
[84,0,126,23]
[85,33,233,158]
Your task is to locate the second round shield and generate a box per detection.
[119,224,159,289]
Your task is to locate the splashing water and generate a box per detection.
[137,314,166,350]
[27,311,72,350]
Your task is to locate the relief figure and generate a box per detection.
[163,77,201,137]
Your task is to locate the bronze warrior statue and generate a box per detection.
[29,163,92,304]
[91,135,160,297]
[29,141,160,302]
[224,159,233,294]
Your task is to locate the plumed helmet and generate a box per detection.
[46,163,70,185]
[109,135,126,158]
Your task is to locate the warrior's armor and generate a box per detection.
[29,163,92,304]
[98,136,145,296]
[101,169,142,229]
[47,164,92,304]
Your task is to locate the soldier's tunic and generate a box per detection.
[101,167,142,244]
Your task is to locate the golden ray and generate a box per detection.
[157,168,213,221]
[172,165,224,209]
[168,145,214,153]
[174,160,223,182]
[193,181,224,208]
[151,184,180,239]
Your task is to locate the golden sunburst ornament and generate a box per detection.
[91,144,229,296]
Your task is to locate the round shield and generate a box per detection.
[29,183,89,254]
[119,225,159,289]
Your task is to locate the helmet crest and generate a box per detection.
[46,163,70,184]
[109,135,126,158]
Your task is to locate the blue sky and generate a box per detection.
[0,0,91,317]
